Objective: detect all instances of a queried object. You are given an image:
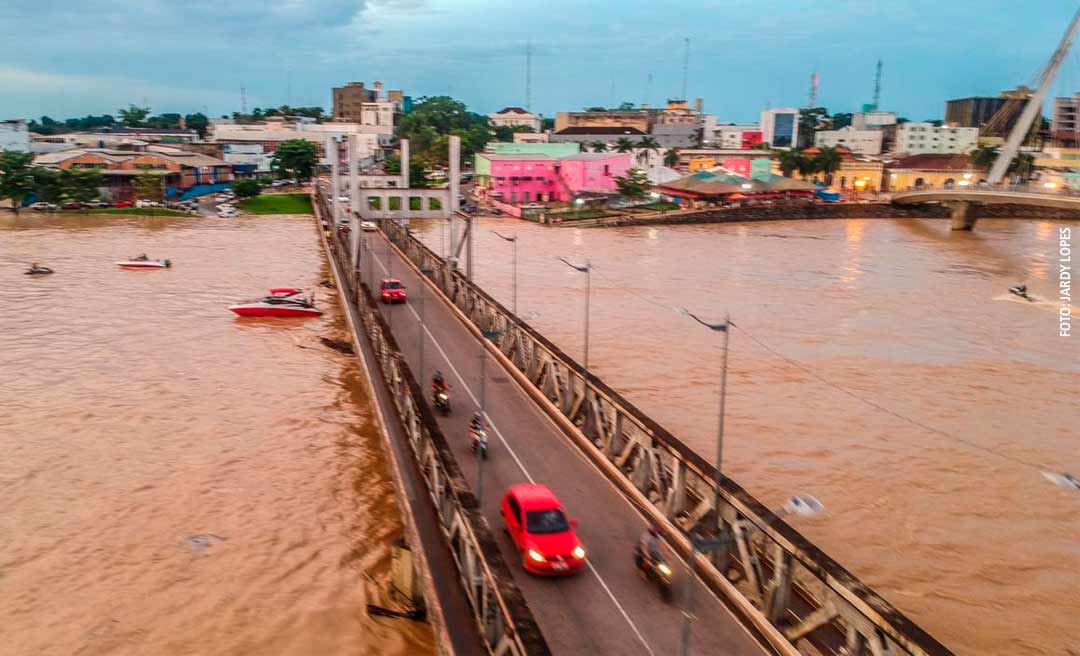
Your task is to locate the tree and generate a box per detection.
[185,113,209,138]
[60,169,103,205]
[1008,153,1035,182]
[795,151,817,179]
[971,145,999,170]
[118,105,151,127]
[663,148,680,168]
[384,154,401,174]
[614,137,635,153]
[813,146,843,183]
[133,172,164,202]
[542,117,555,131]
[617,101,636,110]
[797,107,830,149]
[0,150,35,212]
[408,161,429,188]
[233,178,262,198]
[614,168,650,198]
[776,149,803,178]
[270,139,318,180]
[493,124,535,142]
[636,136,660,165]
[831,112,853,129]
[589,141,608,153]
[32,168,63,204]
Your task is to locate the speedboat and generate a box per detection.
[228,288,323,317]
[117,256,170,269]
[25,265,53,275]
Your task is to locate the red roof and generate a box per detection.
[888,154,975,171]
[496,107,530,115]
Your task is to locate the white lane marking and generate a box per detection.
[369,239,657,656]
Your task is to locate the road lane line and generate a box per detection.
[369,240,657,656]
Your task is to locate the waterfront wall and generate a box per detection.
[383,215,954,656]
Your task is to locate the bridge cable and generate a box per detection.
[585,265,1058,475]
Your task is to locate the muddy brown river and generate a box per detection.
[0,213,433,655]
[411,215,1078,656]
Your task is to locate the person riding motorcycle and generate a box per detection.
[432,371,447,393]
[636,525,663,568]
[469,412,483,434]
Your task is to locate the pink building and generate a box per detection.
[481,153,633,204]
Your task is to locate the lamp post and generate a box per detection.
[492,231,518,314]
[558,257,592,371]
[574,197,585,218]
[677,494,824,656]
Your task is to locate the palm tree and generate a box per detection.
[971,145,999,170]
[663,148,680,169]
[1008,153,1035,182]
[614,137,635,153]
[776,149,802,178]
[795,151,817,180]
[589,141,608,153]
[814,146,843,185]
[636,136,660,165]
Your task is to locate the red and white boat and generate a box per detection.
[228,288,323,318]
[117,255,171,269]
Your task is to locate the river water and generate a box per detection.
[412,216,1078,656]
[0,213,433,655]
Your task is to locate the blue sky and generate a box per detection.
[0,0,1076,123]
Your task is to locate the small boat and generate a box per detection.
[25,265,53,275]
[117,255,171,269]
[228,288,322,317]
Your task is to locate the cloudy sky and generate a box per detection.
[0,0,1076,123]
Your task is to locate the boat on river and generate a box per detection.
[117,255,171,269]
[228,288,322,317]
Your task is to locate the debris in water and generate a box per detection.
[319,337,355,354]
[184,534,228,552]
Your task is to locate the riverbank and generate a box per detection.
[238,193,313,215]
[557,202,1080,228]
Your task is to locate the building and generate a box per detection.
[883,154,982,191]
[673,149,772,177]
[331,81,401,140]
[710,124,763,149]
[1051,94,1080,147]
[488,107,543,133]
[514,131,549,144]
[814,127,883,155]
[549,126,649,146]
[555,110,650,134]
[210,120,380,170]
[655,168,816,204]
[945,87,1034,138]
[474,142,580,183]
[474,152,632,204]
[555,100,701,138]
[30,126,198,149]
[32,145,233,200]
[894,122,978,155]
[760,108,800,148]
[0,119,30,152]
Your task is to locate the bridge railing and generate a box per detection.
[381,215,953,656]
[316,192,551,656]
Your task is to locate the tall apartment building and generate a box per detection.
[331,81,401,144]
[710,124,762,149]
[760,108,800,148]
[814,126,883,155]
[1051,93,1080,147]
[894,122,978,155]
[945,87,1034,138]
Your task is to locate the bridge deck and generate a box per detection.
[362,229,774,656]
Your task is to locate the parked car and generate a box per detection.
[379,278,407,304]
[84,200,109,208]
[62,202,83,210]
[501,483,586,576]
[29,202,59,211]
[112,200,134,208]
[360,221,377,231]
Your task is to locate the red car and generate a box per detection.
[380,278,407,304]
[112,200,135,208]
[501,483,586,575]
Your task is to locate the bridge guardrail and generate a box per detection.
[381,215,953,656]
[316,193,551,656]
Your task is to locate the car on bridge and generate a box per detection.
[380,278,407,304]
[501,483,586,576]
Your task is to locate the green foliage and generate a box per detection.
[614,138,635,153]
[384,154,401,174]
[797,107,830,149]
[971,145,999,169]
[776,149,803,177]
[409,161,428,188]
[184,113,209,138]
[62,169,104,204]
[133,172,164,201]
[398,96,493,167]
[636,136,660,164]
[118,105,151,127]
[32,168,63,204]
[589,141,608,153]
[663,148,680,168]
[813,146,843,177]
[614,168,650,198]
[238,193,313,214]
[233,178,262,198]
[0,150,35,211]
[270,139,318,180]
[617,102,636,110]
[830,112,853,129]
[493,124,535,142]
[542,117,555,131]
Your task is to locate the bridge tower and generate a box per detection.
[988,8,1080,184]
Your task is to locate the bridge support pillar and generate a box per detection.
[946,201,978,231]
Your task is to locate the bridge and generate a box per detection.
[309,134,954,656]
[892,187,1080,229]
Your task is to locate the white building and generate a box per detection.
[712,123,761,149]
[852,110,897,131]
[814,126,883,155]
[210,121,381,170]
[894,122,978,155]
[1,119,34,152]
[488,107,543,133]
[760,108,800,149]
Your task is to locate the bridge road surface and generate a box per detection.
[361,229,773,656]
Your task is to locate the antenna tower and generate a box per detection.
[872,58,882,109]
[808,71,819,108]
[681,37,690,100]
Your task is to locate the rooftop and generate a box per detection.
[888,154,976,170]
[494,107,532,115]
[554,126,648,136]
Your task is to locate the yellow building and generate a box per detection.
[884,154,984,191]
[767,154,884,190]
[688,156,716,172]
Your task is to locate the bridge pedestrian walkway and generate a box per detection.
[360,229,774,656]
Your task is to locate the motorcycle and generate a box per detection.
[470,427,489,460]
[433,388,451,415]
[634,547,674,602]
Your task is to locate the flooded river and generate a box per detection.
[0,213,433,655]
[412,216,1078,656]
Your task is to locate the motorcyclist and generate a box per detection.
[469,412,483,434]
[636,525,663,568]
[432,371,447,394]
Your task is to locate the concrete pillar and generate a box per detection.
[328,136,339,224]
[349,135,362,267]
[947,201,978,231]
[400,139,410,189]
[449,135,461,214]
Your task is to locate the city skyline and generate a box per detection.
[0,1,1076,122]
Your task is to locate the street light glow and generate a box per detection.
[740,183,752,190]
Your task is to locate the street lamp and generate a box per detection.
[574,197,585,218]
[677,494,825,656]
[492,231,519,314]
[558,257,592,371]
